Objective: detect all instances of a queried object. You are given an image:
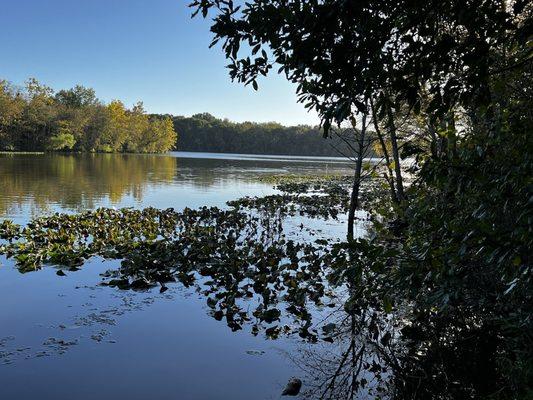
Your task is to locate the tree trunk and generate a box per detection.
[370,98,398,204]
[347,113,367,241]
[386,103,405,202]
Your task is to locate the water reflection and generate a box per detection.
[0,153,175,215]
[0,152,352,221]
[0,152,357,400]
[286,311,394,399]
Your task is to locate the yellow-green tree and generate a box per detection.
[145,116,177,153]
[47,120,76,151]
[0,77,177,153]
[123,102,150,152]
[99,100,129,152]
[0,80,24,150]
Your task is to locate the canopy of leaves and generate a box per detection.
[171,112,369,156]
[191,0,532,130]
[0,78,177,153]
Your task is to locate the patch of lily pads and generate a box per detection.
[0,212,338,340]
[229,173,354,219]
[0,175,363,341]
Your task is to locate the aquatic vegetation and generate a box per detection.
[0,204,343,340]
[228,194,348,220]
[5,168,524,398]
[0,220,21,240]
[259,174,352,195]
[253,173,387,221]
[0,198,403,396]
[229,174,355,220]
[0,174,383,343]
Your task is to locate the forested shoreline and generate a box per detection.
[0,79,176,153]
[0,77,362,157]
[169,112,359,157]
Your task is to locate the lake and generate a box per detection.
[0,152,356,399]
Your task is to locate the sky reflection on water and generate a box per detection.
[0,152,353,400]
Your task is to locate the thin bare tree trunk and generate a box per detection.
[347,113,367,241]
[370,98,398,204]
[386,103,405,202]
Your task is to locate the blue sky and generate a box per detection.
[1,0,318,126]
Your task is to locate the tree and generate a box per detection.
[0,77,178,154]
[345,113,372,241]
[99,100,129,152]
[191,0,530,124]
[47,121,76,151]
[172,113,357,156]
[20,78,57,150]
[55,85,98,108]
[146,116,177,153]
[191,1,533,396]
[190,0,531,205]
[0,80,24,150]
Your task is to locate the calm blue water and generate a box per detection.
[0,152,354,399]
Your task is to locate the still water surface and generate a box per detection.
[0,152,353,399]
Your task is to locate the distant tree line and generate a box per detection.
[1,77,373,157]
[0,78,177,153]
[169,112,363,157]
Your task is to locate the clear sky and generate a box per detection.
[1,0,318,126]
